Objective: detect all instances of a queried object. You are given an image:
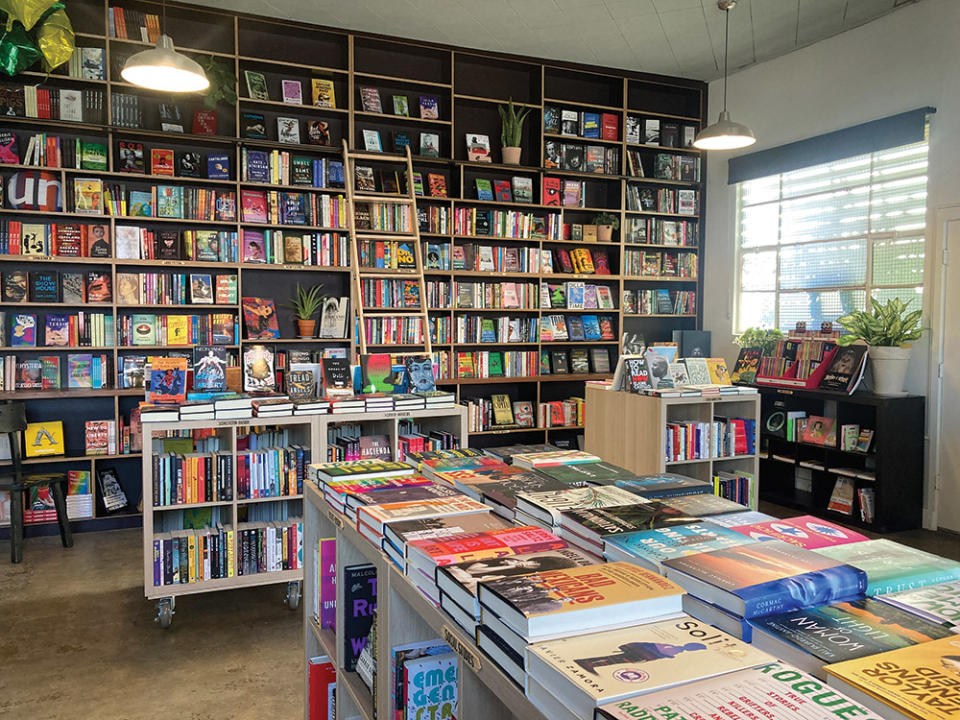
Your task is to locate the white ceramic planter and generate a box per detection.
[869,345,911,396]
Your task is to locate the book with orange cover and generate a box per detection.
[356,494,489,534]
[406,524,566,570]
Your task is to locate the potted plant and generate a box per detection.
[836,298,923,396]
[283,283,326,338]
[734,327,785,356]
[497,98,531,165]
[592,212,620,243]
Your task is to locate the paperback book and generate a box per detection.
[815,539,960,595]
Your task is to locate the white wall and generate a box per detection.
[702,0,960,529]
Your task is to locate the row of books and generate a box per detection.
[540,314,617,341]
[150,520,303,586]
[362,317,424,345]
[664,417,756,463]
[360,278,421,309]
[240,229,349,266]
[625,149,700,182]
[539,397,585,428]
[2,353,112,391]
[358,239,418,270]
[626,185,698,214]
[471,176,534,203]
[628,116,698,148]
[624,248,698,278]
[0,85,106,124]
[117,313,237,347]
[151,452,234,506]
[116,272,236,306]
[0,221,109,258]
[544,141,620,175]
[0,311,112,348]
[624,216,699,246]
[453,316,539,344]
[115,227,239,263]
[544,107,620,141]
[418,205,450,234]
[0,131,103,169]
[240,189,347,228]
[353,201,412,233]
[114,143,230,179]
[451,207,561,239]
[240,149,344,188]
[623,288,697,315]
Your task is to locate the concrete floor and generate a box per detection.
[1,515,957,719]
[0,528,303,720]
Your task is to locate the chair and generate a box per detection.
[0,403,73,563]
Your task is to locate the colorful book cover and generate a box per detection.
[404,651,458,720]
[148,357,187,404]
[879,579,960,628]
[360,353,392,393]
[824,635,960,720]
[526,617,770,718]
[67,354,92,388]
[614,474,713,499]
[357,496,489,532]
[731,515,869,549]
[192,345,227,391]
[752,597,953,666]
[342,563,376,672]
[243,344,275,392]
[440,546,597,599]
[605,523,755,570]
[406,525,566,567]
[815,539,960,596]
[663,541,867,618]
[10,313,35,346]
[596,661,881,720]
[319,537,337,629]
[23,421,64,457]
[563,501,699,540]
[241,297,280,339]
[43,314,69,346]
[516,486,640,526]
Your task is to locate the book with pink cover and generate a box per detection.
[730,515,869,549]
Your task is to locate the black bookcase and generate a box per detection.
[757,386,924,533]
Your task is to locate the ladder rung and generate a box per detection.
[352,193,414,203]
[349,151,407,162]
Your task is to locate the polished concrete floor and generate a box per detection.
[1,517,958,719]
[0,528,303,720]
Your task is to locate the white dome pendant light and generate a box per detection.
[121,0,209,93]
[694,0,756,151]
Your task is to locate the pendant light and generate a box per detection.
[694,0,755,150]
[121,0,209,93]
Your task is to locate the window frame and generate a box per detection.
[733,140,929,333]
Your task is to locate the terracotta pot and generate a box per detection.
[502,146,521,165]
[868,345,911,396]
[597,224,614,243]
[296,319,316,338]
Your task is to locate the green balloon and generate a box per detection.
[0,22,40,76]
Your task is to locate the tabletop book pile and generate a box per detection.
[309,446,960,720]
[139,351,455,423]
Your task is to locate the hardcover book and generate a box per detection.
[878,579,960,627]
[406,525,566,570]
[192,346,227,391]
[342,563,376,672]
[730,515,869,549]
[595,661,877,720]
[241,297,280,339]
[751,597,953,677]
[244,70,269,99]
[815,539,960,595]
[515,486,640,527]
[311,78,336,108]
[824,635,960,720]
[526,618,770,720]
[243,344,275,392]
[479,562,683,639]
[404,652,458,720]
[604,523,755,573]
[360,353,392,393]
[660,494,750,517]
[662,540,867,618]
[148,357,187,404]
[614,475,714,499]
[562,501,699,546]
[356,495,489,534]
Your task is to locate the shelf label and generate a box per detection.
[327,509,344,530]
[441,625,482,673]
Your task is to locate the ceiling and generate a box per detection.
[195,0,922,80]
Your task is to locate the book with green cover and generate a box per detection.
[81,141,107,171]
[815,539,960,595]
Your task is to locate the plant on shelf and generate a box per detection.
[593,212,620,243]
[836,297,923,396]
[734,327,785,356]
[197,55,237,108]
[497,98,531,165]
[283,283,326,338]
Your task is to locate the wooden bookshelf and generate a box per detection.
[0,0,705,534]
[584,384,760,508]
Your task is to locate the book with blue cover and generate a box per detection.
[581,314,602,340]
[662,540,867,619]
[245,150,269,183]
[207,154,230,179]
[815,539,960,596]
[614,474,713,499]
[603,523,755,572]
[750,597,954,679]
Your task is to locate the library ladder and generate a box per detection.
[341,141,434,358]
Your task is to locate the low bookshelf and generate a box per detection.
[755,386,924,533]
[583,383,760,509]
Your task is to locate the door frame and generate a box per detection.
[925,204,960,529]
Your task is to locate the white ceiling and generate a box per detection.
[196,0,921,80]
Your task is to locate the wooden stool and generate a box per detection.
[0,403,73,563]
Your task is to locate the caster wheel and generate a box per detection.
[156,599,174,629]
[285,581,301,611]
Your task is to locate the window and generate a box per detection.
[735,139,928,332]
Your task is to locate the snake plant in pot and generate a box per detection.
[498,98,531,165]
[836,298,923,396]
[283,283,326,338]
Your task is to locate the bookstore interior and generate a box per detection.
[2,0,960,718]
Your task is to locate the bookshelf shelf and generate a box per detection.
[625,142,702,154]
[0,0,705,529]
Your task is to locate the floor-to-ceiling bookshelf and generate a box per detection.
[0,0,706,535]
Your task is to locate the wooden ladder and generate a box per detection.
[341,141,433,359]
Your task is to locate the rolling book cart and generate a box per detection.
[142,415,310,627]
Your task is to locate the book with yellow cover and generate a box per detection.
[166,315,190,345]
[24,420,64,457]
[478,561,682,638]
[526,616,772,720]
[825,635,960,720]
[706,357,731,384]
